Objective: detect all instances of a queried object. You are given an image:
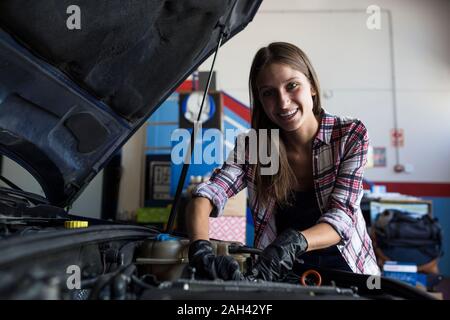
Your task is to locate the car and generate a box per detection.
[0,0,436,300]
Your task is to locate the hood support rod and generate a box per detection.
[165,22,230,234]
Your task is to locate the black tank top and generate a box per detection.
[275,190,353,272]
[275,190,321,233]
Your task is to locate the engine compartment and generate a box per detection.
[0,225,359,299]
[0,210,437,300]
[133,237,363,300]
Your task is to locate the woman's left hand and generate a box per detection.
[246,228,308,281]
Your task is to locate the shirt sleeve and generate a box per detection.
[192,135,248,217]
[318,121,369,243]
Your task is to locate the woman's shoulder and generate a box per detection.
[322,110,368,142]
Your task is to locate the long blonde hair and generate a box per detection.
[249,42,322,208]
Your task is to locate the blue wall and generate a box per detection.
[146,93,179,155]
[424,197,450,276]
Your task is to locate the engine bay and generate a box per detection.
[0,216,435,300]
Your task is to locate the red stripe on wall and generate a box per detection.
[365,181,450,198]
[222,93,251,123]
[176,80,199,92]
[176,81,190,92]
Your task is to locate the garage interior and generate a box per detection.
[0,0,449,300]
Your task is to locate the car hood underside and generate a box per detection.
[0,0,261,207]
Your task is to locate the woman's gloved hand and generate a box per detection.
[246,228,308,281]
[188,240,244,281]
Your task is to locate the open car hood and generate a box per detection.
[0,0,262,207]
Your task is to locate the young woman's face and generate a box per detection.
[256,63,316,132]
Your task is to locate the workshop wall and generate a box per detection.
[200,0,449,185]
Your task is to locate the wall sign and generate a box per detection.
[373,147,387,167]
[391,129,404,147]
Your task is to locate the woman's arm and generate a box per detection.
[186,197,244,281]
[186,196,213,241]
[186,134,249,242]
[300,223,341,252]
[317,120,369,244]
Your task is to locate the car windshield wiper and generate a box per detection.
[0,186,49,206]
[0,175,22,192]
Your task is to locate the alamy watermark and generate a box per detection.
[66,5,81,30]
[66,265,81,290]
[171,121,280,175]
[366,275,381,290]
[366,5,381,30]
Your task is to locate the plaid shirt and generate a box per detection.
[193,110,380,275]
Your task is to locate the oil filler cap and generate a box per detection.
[64,220,89,229]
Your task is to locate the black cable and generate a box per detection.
[130,275,156,290]
[228,244,263,255]
[87,263,134,300]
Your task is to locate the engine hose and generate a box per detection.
[227,244,263,255]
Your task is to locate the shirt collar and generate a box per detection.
[314,108,334,146]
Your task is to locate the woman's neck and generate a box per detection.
[282,114,321,152]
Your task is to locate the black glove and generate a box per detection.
[188,240,243,281]
[246,228,308,282]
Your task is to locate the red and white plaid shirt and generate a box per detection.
[193,110,380,275]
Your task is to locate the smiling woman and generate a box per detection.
[187,42,380,281]
[249,43,323,208]
[257,63,317,133]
